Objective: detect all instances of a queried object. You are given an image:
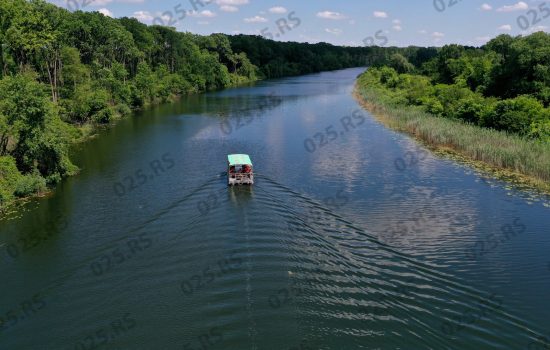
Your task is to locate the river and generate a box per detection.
[1,68,549,350]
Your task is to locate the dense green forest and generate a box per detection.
[228,34,439,79]
[0,0,378,209]
[362,32,550,140]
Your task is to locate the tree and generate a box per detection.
[60,46,89,97]
[388,53,414,74]
[0,72,74,178]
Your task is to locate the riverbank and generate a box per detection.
[354,74,550,194]
[0,80,259,216]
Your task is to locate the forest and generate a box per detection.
[0,0,376,209]
[229,35,386,79]
[361,32,550,140]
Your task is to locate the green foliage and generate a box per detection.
[379,67,399,87]
[228,35,379,79]
[0,70,75,208]
[433,84,477,119]
[420,96,444,115]
[60,46,90,98]
[0,156,23,206]
[396,74,433,105]
[67,84,112,123]
[485,32,550,102]
[14,172,46,197]
[528,118,550,141]
[485,96,546,135]
[0,0,271,206]
[364,32,550,139]
[388,54,414,74]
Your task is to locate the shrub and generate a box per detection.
[14,173,46,198]
[433,84,477,119]
[454,96,490,125]
[397,74,434,105]
[130,83,145,108]
[528,119,550,142]
[420,96,444,116]
[115,103,132,117]
[379,67,399,88]
[91,105,114,124]
[484,96,545,135]
[70,85,112,123]
[0,156,23,207]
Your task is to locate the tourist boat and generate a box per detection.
[227,154,254,186]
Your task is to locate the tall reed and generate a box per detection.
[355,84,550,191]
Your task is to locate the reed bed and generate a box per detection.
[355,85,550,192]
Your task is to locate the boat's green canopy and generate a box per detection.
[228,154,252,166]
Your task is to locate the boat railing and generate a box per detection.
[229,173,254,179]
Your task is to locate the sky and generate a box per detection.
[47,0,550,47]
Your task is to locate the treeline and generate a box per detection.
[364,32,550,141]
[228,35,440,79]
[228,35,374,79]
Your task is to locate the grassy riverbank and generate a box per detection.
[355,72,550,193]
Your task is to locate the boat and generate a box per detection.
[228,154,254,186]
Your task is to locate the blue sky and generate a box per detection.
[49,0,550,46]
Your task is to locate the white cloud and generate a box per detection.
[188,10,217,18]
[92,0,110,5]
[244,15,268,23]
[475,36,492,43]
[132,10,153,22]
[325,28,342,35]
[86,0,111,6]
[299,34,321,44]
[316,11,347,20]
[392,19,401,24]
[432,32,445,43]
[528,25,549,33]
[269,6,287,14]
[498,24,512,31]
[393,25,402,31]
[98,8,113,17]
[87,0,144,5]
[215,0,249,5]
[497,1,528,12]
[419,29,427,34]
[220,5,238,12]
[373,11,388,18]
[480,3,492,11]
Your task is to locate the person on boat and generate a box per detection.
[243,165,251,178]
